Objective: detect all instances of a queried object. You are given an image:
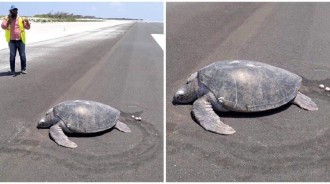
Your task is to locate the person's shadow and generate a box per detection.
[0,71,19,77]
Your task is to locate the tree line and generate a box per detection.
[34,11,97,21]
[1,11,143,22]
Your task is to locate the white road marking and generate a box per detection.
[0,66,10,71]
[151,34,164,51]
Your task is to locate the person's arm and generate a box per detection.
[23,18,30,30]
[1,16,11,30]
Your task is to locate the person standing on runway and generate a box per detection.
[1,4,30,76]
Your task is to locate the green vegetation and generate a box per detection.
[33,11,101,22]
[1,11,143,23]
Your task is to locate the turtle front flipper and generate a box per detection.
[115,121,131,132]
[50,123,78,148]
[292,92,318,111]
[192,95,236,135]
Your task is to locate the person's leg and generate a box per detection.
[17,40,27,73]
[9,41,17,73]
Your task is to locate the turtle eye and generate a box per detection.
[178,93,190,102]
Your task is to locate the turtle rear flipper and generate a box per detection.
[50,123,77,148]
[293,92,318,111]
[192,95,236,135]
[115,121,131,132]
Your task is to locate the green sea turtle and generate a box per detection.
[173,60,318,135]
[37,100,131,148]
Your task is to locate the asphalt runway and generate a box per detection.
[167,2,330,182]
[0,22,163,181]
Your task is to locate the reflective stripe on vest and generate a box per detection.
[5,16,26,44]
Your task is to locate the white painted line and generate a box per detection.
[0,65,10,72]
[151,34,164,51]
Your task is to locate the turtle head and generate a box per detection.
[37,109,56,128]
[37,118,54,128]
[173,72,198,104]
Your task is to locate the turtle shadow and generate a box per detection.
[50,127,116,139]
[190,102,292,122]
[217,103,292,118]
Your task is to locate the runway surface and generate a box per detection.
[0,22,163,181]
[167,2,330,182]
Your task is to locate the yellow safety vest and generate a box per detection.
[4,16,26,44]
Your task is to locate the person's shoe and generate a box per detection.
[9,71,16,76]
[21,69,27,74]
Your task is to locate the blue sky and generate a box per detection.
[0,2,163,22]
